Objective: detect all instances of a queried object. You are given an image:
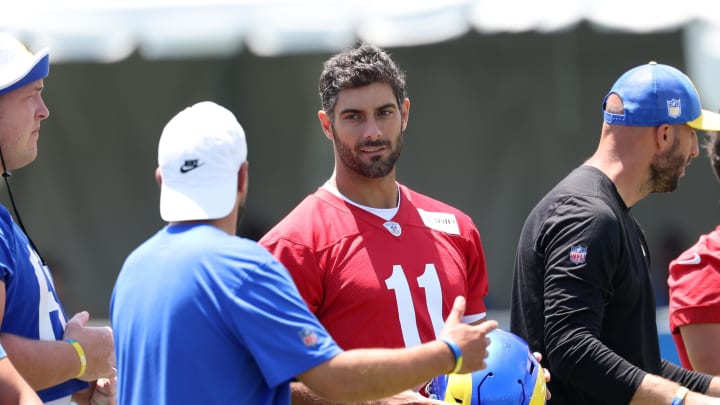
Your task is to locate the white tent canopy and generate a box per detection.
[3,0,719,62]
[4,0,720,109]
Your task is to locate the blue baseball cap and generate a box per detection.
[0,33,49,96]
[603,61,720,131]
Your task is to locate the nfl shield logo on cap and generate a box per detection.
[667,99,681,119]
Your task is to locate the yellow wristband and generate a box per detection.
[65,338,86,378]
[671,386,689,405]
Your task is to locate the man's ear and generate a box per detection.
[318,110,333,141]
[238,161,249,193]
[654,124,673,151]
[401,98,410,132]
[155,167,162,187]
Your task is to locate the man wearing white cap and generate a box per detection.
[110,100,498,405]
[511,62,720,405]
[0,33,115,404]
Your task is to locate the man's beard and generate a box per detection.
[649,137,688,193]
[333,126,404,178]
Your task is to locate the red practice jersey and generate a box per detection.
[260,184,488,350]
[668,225,720,369]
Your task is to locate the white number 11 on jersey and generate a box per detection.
[385,264,444,347]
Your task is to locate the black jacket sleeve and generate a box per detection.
[538,197,644,403]
[661,360,712,393]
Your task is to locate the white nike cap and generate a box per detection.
[158,101,247,222]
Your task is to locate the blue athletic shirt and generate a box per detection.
[0,205,88,402]
[111,223,343,405]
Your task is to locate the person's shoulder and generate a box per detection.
[525,177,620,239]
[235,237,277,261]
[0,205,13,227]
[538,192,617,227]
[399,185,482,240]
[213,234,282,269]
[268,188,345,226]
[260,188,353,247]
[534,167,616,212]
[0,205,19,242]
[708,225,720,244]
[400,184,468,216]
[669,225,720,273]
[685,226,720,252]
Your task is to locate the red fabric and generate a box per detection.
[668,226,720,369]
[260,184,488,350]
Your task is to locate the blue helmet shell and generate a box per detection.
[427,329,546,405]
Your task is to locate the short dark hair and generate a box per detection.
[706,132,720,183]
[318,44,407,121]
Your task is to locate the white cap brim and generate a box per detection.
[159,176,237,222]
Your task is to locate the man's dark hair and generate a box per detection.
[318,44,406,121]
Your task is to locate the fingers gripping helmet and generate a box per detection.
[427,329,546,405]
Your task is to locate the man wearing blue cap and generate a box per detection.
[0,33,115,404]
[511,62,720,405]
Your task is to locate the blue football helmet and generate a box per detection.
[427,329,546,405]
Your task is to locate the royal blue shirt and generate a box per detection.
[0,205,88,402]
[111,223,343,404]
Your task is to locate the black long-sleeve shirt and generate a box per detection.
[510,166,711,405]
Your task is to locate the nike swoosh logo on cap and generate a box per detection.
[676,253,701,266]
[179,160,204,173]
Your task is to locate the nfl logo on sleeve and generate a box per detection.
[569,245,587,264]
[299,327,318,347]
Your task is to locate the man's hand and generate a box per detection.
[90,377,117,405]
[532,351,551,401]
[63,312,115,381]
[71,377,117,405]
[439,296,498,374]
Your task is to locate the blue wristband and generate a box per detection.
[440,337,463,374]
[671,387,689,405]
